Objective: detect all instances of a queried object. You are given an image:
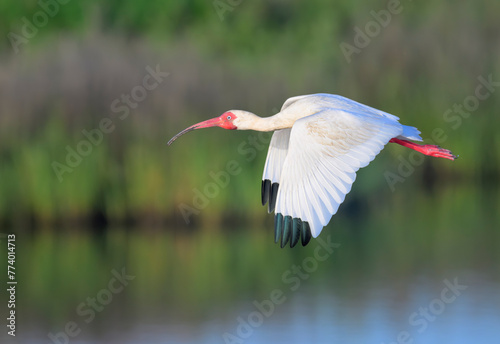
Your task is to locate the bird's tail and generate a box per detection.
[399,125,422,142]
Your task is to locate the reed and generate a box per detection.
[1,1,498,226]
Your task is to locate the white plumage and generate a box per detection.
[168,93,456,248]
[261,94,420,246]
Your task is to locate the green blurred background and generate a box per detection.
[0,1,499,343]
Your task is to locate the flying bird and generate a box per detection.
[168,94,456,248]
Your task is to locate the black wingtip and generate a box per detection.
[281,216,292,248]
[262,180,278,212]
[274,215,312,248]
[274,213,283,244]
[268,183,279,213]
[301,221,312,246]
[261,180,271,206]
[290,218,301,248]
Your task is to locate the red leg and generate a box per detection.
[389,138,457,161]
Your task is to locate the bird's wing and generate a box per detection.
[282,93,402,122]
[274,108,403,248]
[280,95,311,111]
[322,94,401,121]
[261,129,291,213]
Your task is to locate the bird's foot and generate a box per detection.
[389,138,458,161]
[420,145,458,160]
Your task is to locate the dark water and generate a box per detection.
[2,185,499,344]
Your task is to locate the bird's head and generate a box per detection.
[167,110,258,145]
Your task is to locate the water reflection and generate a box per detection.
[5,185,500,344]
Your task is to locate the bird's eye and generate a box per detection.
[227,116,232,120]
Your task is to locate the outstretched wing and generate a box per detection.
[261,129,291,213]
[274,108,403,248]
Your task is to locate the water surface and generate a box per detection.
[3,185,499,344]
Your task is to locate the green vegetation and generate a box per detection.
[0,0,499,226]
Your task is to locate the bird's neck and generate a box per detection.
[247,112,295,132]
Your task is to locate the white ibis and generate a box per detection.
[168,94,456,248]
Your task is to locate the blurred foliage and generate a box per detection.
[0,0,499,227]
